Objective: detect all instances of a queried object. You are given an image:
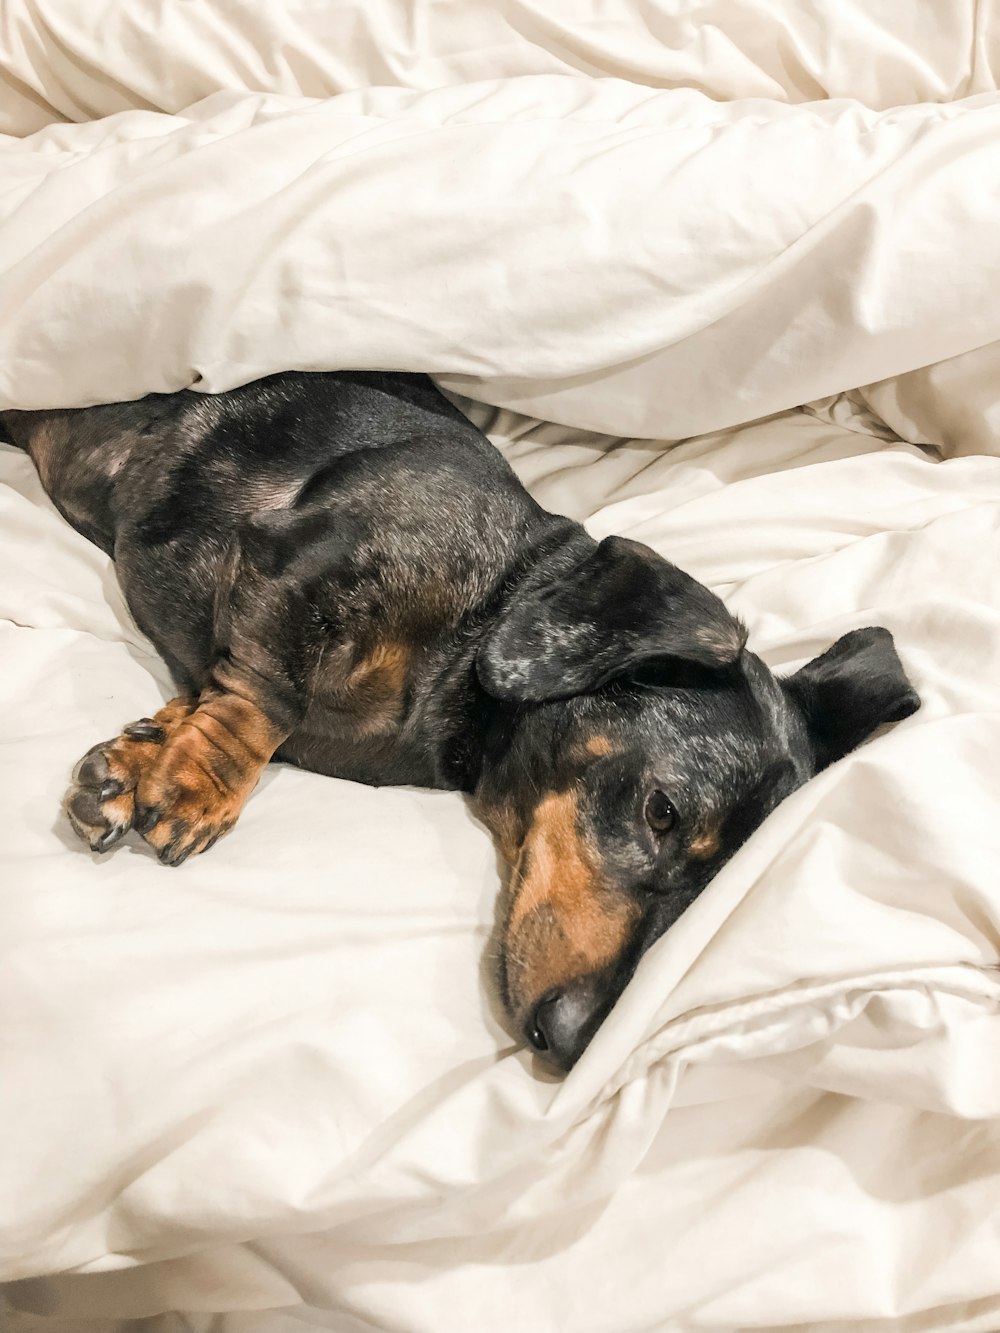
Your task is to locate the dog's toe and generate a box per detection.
[74,744,110,789]
[65,765,135,853]
[65,727,168,854]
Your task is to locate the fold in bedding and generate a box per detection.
[2,76,1000,445]
[2,2,1000,1330]
[2,0,997,134]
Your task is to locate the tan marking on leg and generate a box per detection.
[66,687,288,866]
[134,690,287,865]
[337,641,410,737]
[472,799,523,866]
[65,697,198,853]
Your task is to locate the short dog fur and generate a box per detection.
[1,372,919,1069]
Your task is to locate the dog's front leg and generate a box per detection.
[66,681,290,866]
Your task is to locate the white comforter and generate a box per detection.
[2,4,1000,1331]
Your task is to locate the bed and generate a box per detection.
[2,3,1000,1330]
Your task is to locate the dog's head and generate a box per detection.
[473,536,919,1071]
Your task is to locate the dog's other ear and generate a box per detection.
[783,627,920,771]
[477,535,747,703]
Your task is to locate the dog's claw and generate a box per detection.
[96,826,126,853]
[124,720,166,743]
[156,830,192,867]
[134,804,161,835]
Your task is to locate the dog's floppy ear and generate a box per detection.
[477,535,747,703]
[783,627,920,771]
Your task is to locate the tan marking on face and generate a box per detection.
[504,790,639,1013]
[473,799,523,866]
[689,828,721,860]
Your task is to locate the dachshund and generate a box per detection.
[1,372,919,1069]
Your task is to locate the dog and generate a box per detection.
[0,372,919,1069]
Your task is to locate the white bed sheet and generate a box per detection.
[2,0,998,135]
[3,407,1000,1332]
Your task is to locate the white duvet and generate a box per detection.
[2,4,1000,1331]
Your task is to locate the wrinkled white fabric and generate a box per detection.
[2,0,998,136]
[3,3,1000,1330]
[3,409,1000,1331]
[4,81,1000,444]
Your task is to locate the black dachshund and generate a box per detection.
[1,373,919,1068]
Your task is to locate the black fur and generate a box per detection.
[783,627,921,770]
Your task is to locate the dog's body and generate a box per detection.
[9,372,551,792]
[1,372,919,1068]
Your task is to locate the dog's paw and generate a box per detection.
[131,773,241,868]
[66,727,163,853]
[64,700,197,856]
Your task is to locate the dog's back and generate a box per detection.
[1,372,492,552]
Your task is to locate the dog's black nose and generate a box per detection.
[525,984,605,1071]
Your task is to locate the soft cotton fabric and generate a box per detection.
[2,4,1000,1331]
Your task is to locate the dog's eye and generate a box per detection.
[644,789,676,834]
